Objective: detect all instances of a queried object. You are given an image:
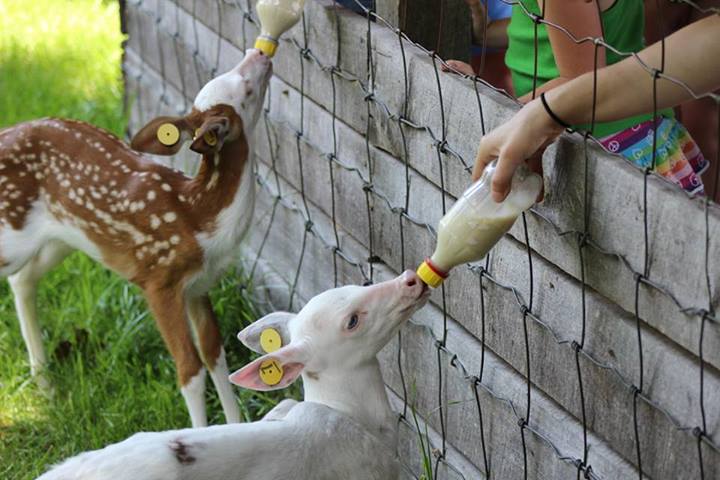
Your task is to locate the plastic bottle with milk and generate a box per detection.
[254,0,306,57]
[416,161,542,288]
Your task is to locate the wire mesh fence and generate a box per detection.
[122,0,720,478]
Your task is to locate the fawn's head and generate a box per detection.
[130,49,272,157]
[229,271,429,391]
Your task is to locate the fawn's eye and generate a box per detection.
[347,314,359,331]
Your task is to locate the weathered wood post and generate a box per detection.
[377,0,472,61]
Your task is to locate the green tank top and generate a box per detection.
[506,0,671,137]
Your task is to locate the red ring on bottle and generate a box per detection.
[424,258,448,279]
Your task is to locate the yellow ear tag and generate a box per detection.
[157,123,180,146]
[259,359,283,386]
[260,328,282,353]
[203,131,218,146]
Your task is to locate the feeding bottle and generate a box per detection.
[254,0,306,57]
[416,161,542,288]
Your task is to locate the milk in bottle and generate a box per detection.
[417,162,542,288]
[254,0,306,57]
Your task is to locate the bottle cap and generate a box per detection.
[416,259,447,288]
[255,36,278,57]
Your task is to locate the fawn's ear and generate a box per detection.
[229,341,309,392]
[190,116,230,154]
[130,116,192,155]
[237,312,294,354]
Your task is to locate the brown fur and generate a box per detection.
[187,295,223,371]
[0,106,248,385]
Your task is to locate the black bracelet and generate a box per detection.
[540,92,572,129]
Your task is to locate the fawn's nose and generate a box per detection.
[403,271,418,287]
[398,270,424,295]
[236,49,271,74]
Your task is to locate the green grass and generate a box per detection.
[0,2,287,478]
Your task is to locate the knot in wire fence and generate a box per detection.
[122,0,720,478]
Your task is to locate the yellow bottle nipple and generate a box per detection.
[416,259,447,288]
[254,36,278,57]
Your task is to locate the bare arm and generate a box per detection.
[486,18,509,50]
[474,14,720,202]
[517,0,606,102]
[467,0,509,49]
[555,14,720,124]
[467,0,488,45]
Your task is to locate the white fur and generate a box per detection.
[208,349,240,423]
[194,49,271,131]
[9,240,73,392]
[39,272,430,480]
[181,368,207,428]
[0,201,101,277]
[37,404,397,480]
[186,157,255,296]
[194,71,248,113]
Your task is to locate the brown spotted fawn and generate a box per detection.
[0,49,272,427]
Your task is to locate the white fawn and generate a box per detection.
[38,271,430,480]
[0,49,272,427]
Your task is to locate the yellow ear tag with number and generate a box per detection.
[157,123,180,146]
[260,328,282,353]
[259,359,283,386]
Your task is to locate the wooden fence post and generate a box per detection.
[377,0,472,61]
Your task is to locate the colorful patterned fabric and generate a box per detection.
[600,117,708,195]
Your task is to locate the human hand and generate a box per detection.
[473,97,564,202]
[441,60,476,76]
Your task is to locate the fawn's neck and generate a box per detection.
[302,358,397,446]
[181,138,250,224]
[187,139,248,201]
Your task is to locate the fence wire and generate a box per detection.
[122,0,720,478]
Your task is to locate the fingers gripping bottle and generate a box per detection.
[416,162,543,288]
[254,0,306,57]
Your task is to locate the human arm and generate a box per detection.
[473,14,720,202]
[441,1,509,76]
[466,0,509,49]
[466,0,488,44]
[516,0,606,103]
[485,17,509,49]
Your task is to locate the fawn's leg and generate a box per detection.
[187,295,241,423]
[8,240,73,392]
[146,286,207,427]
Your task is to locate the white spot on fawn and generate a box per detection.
[163,212,177,223]
[207,171,219,191]
[161,183,172,192]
